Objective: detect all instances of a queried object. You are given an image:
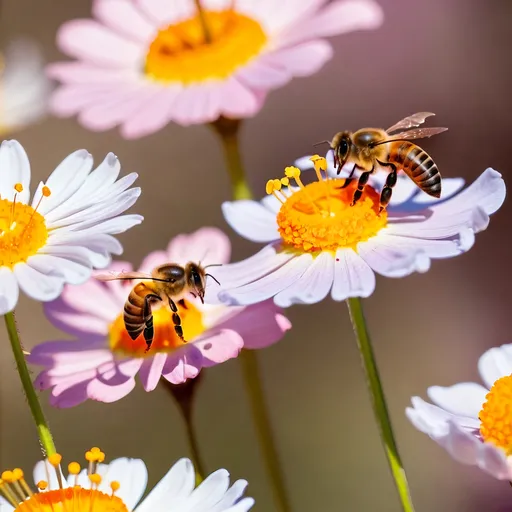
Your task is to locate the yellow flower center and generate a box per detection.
[109,300,205,357]
[13,488,128,512]
[268,159,387,253]
[0,185,50,268]
[479,375,512,453]
[2,448,128,512]
[145,10,267,84]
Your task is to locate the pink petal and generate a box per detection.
[219,77,261,119]
[49,83,119,117]
[49,380,92,408]
[276,0,383,47]
[194,330,244,367]
[48,62,134,85]
[57,20,143,67]
[171,83,223,126]
[236,59,290,90]
[167,227,231,266]
[136,0,193,25]
[215,299,291,350]
[121,86,180,138]
[262,41,333,77]
[92,0,156,43]
[138,250,169,274]
[139,353,167,391]
[87,375,137,403]
[161,346,203,384]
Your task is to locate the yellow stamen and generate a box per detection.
[68,462,81,475]
[48,454,62,468]
[37,480,48,491]
[309,155,328,181]
[145,9,267,84]
[479,375,512,454]
[14,183,23,193]
[2,471,15,483]
[42,186,51,197]
[0,479,19,508]
[110,481,120,495]
[275,166,387,253]
[89,473,102,486]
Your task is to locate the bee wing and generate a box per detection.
[385,127,448,141]
[386,112,436,133]
[95,270,151,282]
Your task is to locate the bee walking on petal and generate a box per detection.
[327,112,448,211]
[96,263,219,352]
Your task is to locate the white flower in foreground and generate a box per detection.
[407,343,512,480]
[207,157,505,307]
[0,140,142,314]
[0,39,51,134]
[0,448,254,511]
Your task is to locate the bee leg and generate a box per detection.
[169,298,186,343]
[143,294,161,353]
[376,160,398,213]
[178,298,188,309]
[351,171,371,206]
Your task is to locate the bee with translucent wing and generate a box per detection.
[95,262,219,352]
[330,112,448,211]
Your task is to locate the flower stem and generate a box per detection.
[239,350,291,512]
[345,298,415,512]
[4,311,56,457]
[193,0,212,44]
[162,378,206,483]
[211,118,253,200]
[212,117,291,511]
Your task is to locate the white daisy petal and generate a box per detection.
[14,263,64,302]
[209,480,249,512]
[223,498,255,512]
[220,254,313,306]
[442,421,481,465]
[27,254,91,285]
[412,177,465,205]
[0,267,19,315]
[184,469,230,509]
[477,441,511,480]
[331,249,375,300]
[0,140,31,203]
[274,251,334,307]
[135,459,195,512]
[221,200,279,242]
[478,344,512,390]
[427,383,487,419]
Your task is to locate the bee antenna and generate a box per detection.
[203,263,223,270]
[313,140,331,147]
[205,273,221,286]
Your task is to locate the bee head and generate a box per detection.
[331,131,352,174]
[185,262,207,303]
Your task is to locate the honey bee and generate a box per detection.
[96,262,220,352]
[329,112,448,211]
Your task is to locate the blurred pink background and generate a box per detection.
[1,0,512,510]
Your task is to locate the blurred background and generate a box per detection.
[1,0,512,510]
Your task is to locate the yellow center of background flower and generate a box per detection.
[109,300,205,357]
[14,488,128,512]
[145,10,267,84]
[276,180,387,253]
[479,375,512,453]
[0,198,48,268]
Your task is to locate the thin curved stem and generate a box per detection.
[193,0,212,44]
[4,311,56,457]
[346,298,415,512]
[212,117,291,512]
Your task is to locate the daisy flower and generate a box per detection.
[407,343,512,480]
[0,140,142,315]
[47,0,383,138]
[0,39,51,135]
[0,447,254,511]
[206,157,505,307]
[28,227,290,407]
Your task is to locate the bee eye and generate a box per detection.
[340,139,349,155]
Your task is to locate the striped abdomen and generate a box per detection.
[388,141,441,197]
[124,283,152,341]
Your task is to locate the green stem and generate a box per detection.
[239,350,291,512]
[346,298,415,512]
[211,118,253,200]
[162,378,205,483]
[193,0,212,44]
[212,118,291,512]
[4,311,56,457]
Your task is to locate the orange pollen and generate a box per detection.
[0,196,48,268]
[145,9,267,84]
[13,488,128,512]
[109,300,205,357]
[273,172,388,253]
[479,375,512,453]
